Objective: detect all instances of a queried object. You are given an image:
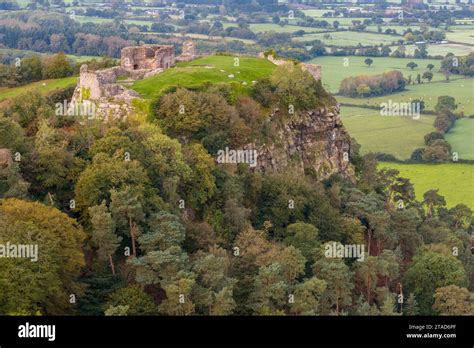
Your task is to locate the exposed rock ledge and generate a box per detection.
[252,104,355,181]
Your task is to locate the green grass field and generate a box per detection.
[445,119,474,160]
[403,43,473,57]
[365,25,430,34]
[336,78,474,114]
[445,29,474,45]
[295,31,400,45]
[67,54,108,62]
[161,33,256,44]
[0,76,77,101]
[301,9,333,17]
[247,23,326,34]
[378,162,474,209]
[340,106,435,160]
[131,55,276,99]
[15,0,75,6]
[308,56,473,113]
[309,56,458,92]
[301,10,376,25]
[0,48,100,63]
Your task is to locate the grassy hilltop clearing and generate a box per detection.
[131,55,276,99]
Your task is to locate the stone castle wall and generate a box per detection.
[259,52,322,81]
[78,68,102,100]
[302,63,322,81]
[176,40,197,62]
[121,45,175,71]
[70,43,188,120]
[74,65,133,102]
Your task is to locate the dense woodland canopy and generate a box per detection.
[0,61,472,316]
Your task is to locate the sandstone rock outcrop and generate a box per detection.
[0,149,12,169]
[252,105,355,181]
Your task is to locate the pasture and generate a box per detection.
[445,119,474,160]
[340,106,435,160]
[378,162,474,209]
[294,31,400,46]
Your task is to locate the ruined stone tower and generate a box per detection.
[121,45,175,71]
[176,41,197,62]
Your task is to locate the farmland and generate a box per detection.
[308,55,460,92]
[445,29,474,45]
[307,56,473,113]
[378,162,474,209]
[445,119,474,160]
[336,78,474,114]
[403,43,473,57]
[0,48,101,63]
[340,106,435,160]
[295,31,401,46]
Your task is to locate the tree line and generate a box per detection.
[339,70,406,98]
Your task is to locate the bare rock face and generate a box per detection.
[0,149,12,169]
[254,105,355,181]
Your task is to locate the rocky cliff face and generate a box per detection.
[254,105,355,181]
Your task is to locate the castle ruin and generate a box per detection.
[70,44,181,120]
[176,41,197,62]
[259,52,322,81]
[121,45,175,71]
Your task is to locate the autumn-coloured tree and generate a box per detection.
[433,285,473,315]
[0,198,86,315]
